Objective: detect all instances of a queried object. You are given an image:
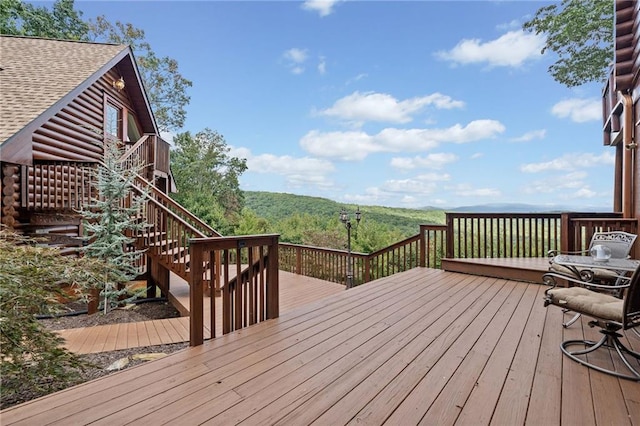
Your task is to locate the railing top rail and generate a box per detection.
[279,242,368,256]
[562,212,623,218]
[130,184,206,237]
[190,234,279,251]
[131,174,221,237]
[117,134,151,163]
[421,224,447,230]
[570,217,636,223]
[368,233,420,257]
[446,212,562,219]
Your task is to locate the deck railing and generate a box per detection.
[445,213,563,259]
[118,135,155,181]
[280,212,639,287]
[188,234,280,346]
[279,224,447,286]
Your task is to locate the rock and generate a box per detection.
[106,357,130,371]
[131,353,167,361]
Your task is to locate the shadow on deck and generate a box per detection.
[3,265,639,425]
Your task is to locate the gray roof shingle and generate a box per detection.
[0,35,127,144]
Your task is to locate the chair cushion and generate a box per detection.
[546,287,624,322]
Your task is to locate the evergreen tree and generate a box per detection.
[80,141,148,313]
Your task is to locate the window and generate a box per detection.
[127,111,142,143]
[105,102,122,140]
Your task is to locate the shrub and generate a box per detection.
[0,229,109,407]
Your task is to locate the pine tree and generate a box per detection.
[80,140,148,313]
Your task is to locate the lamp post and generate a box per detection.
[339,207,361,289]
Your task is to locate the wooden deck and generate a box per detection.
[56,270,345,354]
[3,267,639,425]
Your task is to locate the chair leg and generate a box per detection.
[562,311,581,328]
[561,331,640,381]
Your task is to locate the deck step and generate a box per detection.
[441,257,549,283]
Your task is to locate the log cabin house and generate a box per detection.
[604,1,640,220]
[3,5,640,422]
[0,35,214,297]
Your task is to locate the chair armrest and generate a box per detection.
[542,270,631,290]
[547,249,589,257]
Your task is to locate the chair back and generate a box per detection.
[624,265,640,329]
[589,231,637,259]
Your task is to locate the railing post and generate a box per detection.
[560,213,572,253]
[364,256,371,283]
[296,245,302,274]
[189,241,204,346]
[445,213,454,259]
[267,236,280,319]
[419,224,426,267]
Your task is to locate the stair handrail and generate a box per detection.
[130,174,221,237]
[118,134,151,163]
[130,184,206,237]
[114,139,221,238]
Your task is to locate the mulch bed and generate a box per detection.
[2,300,189,410]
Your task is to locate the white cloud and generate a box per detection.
[523,171,595,198]
[301,0,343,17]
[436,30,545,67]
[229,147,336,189]
[318,56,327,74]
[496,19,522,31]
[551,98,601,123]
[283,48,307,63]
[520,152,615,173]
[380,173,450,196]
[283,48,308,74]
[316,91,465,126]
[301,120,505,161]
[447,183,501,198]
[346,73,368,85]
[390,153,458,170]
[510,129,546,142]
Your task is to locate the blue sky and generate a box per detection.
[75,0,611,210]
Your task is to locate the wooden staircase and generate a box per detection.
[117,137,222,296]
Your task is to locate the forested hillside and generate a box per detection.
[242,191,445,252]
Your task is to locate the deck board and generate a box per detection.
[55,270,345,354]
[3,267,639,425]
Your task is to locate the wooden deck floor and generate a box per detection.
[56,270,345,354]
[3,267,639,425]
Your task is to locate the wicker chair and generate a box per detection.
[544,264,640,381]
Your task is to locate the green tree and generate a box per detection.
[0,0,191,131]
[235,209,271,235]
[0,0,88,40]
[88,16,192,131]
[171,128,248,233]
[79,141,148,313]
[523,0,613,87]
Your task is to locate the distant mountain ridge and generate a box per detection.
[445,203,611,213]
[244,191,610,216]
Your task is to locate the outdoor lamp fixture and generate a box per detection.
[112,77,125,91]
[339,206,361,289]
